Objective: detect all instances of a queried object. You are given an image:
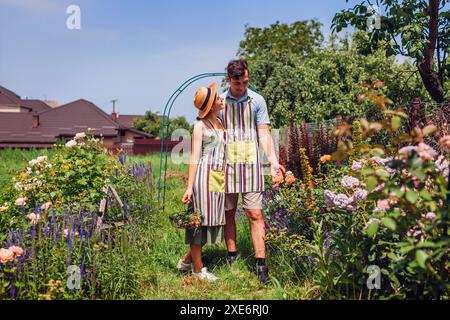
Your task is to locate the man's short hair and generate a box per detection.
[227,58,248,80]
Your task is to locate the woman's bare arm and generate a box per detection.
[182,121,203,203]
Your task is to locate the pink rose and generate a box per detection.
[375,199,390,213]
[8,246,23,258]
[15,197,27,206]
[27,212,41,225]
[0,248,14,264]
[41,201,52,211]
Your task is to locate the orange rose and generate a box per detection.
[320,155,332,163]
[0,248,14,264]
[273,175,284,184]
[285,174,296,185]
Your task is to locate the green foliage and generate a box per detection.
[248,33,429,126]
[133,111,192,138]
[332,0,449,102]
[0,133,118,236]
[238,20,323,59]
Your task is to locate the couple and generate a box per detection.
[178,59,284,283]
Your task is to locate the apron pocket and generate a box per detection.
[209,169,225,193]
[226,140,257,164]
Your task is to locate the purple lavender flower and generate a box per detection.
[118,154,126,166]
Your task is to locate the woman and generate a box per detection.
[178,82,226,281]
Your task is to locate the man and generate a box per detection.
[219,58,285,284]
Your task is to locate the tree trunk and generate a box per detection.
[418,0,445,103]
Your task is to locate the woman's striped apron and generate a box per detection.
[192,121,226,226]
[223,97,265,193]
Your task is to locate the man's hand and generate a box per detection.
[270,162,285,181]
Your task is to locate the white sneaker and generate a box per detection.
[177,259,193,272]
[192,267,219,282]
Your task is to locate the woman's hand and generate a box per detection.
[182,188,193,204]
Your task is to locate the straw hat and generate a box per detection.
[194,82,218,119]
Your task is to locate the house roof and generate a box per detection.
[115,114,144,129]
[0,98,153,145]
[21,99,52,113]
[0,86,51,113]
[0,86,21,102]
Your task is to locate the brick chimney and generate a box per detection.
[32,112,39,128]
[111,112,118,121]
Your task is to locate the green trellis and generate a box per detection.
[157,72,226,209]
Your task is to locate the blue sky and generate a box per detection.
[0,0,357,122]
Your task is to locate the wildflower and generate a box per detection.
[374,199,390,213]
[27,212,41,225]
[36,156,48,163]
[352,189,368,203]
[351,160,364,172]
[422,212,436,222]
[74,132,86,140]
[319,154,332,163]
[341,176,360,189]
[0,248,14,264]
[399,143,438,161]
[407,225,424,242]
[309,180,316,186]
[371,156,392,166]
[63,229,69,238]
[324,190,336,207]
[333,194,351,208]
[65,140,77,148]
[15,197,27,206]
[8,246,23,258]
[41,201,52,211]
[0,203,8,213]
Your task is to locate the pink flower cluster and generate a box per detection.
[324,188,368,211]
[399,143,438,161]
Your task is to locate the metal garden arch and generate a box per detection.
[157,72,226,209]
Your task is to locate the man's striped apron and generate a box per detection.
[222,97,265,194]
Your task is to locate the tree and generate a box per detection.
[238,20,324,60]
[133,111,192,138]
[248,33,429,127]
[332,0,450,102]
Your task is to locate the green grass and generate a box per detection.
[0,149,316,300]
[128,153,316,300]
[0,148,57,191]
